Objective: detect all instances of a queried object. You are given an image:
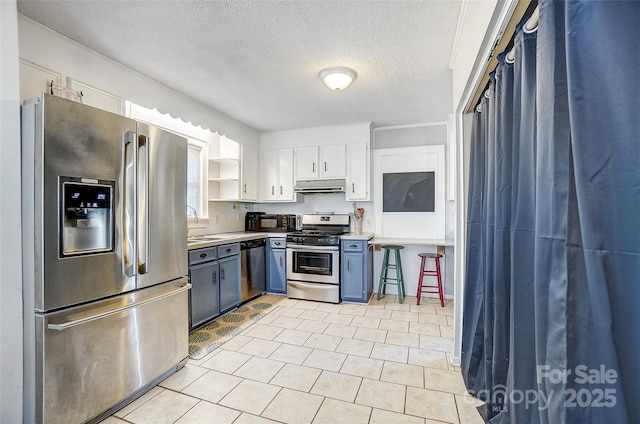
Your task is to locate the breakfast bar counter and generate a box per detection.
[368,237,454,247]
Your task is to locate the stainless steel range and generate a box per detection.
[286,214,350,303]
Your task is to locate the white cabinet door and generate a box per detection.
[261,149,279,201]
[241,144,258,201]
[261,148,295,201]
[295,146,318,180]
[320,144,346,179]
[278,148,294,200]
[295,144,346,180]
[346,142,369,201]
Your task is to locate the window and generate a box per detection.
[126,102,214,221]
[186,140,206,218]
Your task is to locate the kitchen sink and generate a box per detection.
[187,236,226,243]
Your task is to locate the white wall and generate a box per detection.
[260,122,371,149]
[1,2,23,422]
[449,0,515,365]
[449,0,500,111]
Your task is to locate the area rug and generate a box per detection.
[188,294,284,360]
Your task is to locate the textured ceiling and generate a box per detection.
[17,0,462,132]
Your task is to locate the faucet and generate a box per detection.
[186,205,199,223]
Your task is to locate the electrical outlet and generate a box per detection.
[364,218,372,227]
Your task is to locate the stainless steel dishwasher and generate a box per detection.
[240,238,266,302]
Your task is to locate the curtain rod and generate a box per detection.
[506,7,539,62]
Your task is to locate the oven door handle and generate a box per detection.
[298,265,330,272]
[287,245,339,252]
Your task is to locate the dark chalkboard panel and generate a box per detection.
[383,172,435,213]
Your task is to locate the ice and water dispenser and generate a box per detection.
[60,177,115,256]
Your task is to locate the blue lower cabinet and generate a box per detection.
[188,246,219,330]
[340,240,373,303]
[219,254,241,313]
[188,243,240,329]
[267,237,287,294]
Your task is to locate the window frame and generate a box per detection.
[186,138,208,220]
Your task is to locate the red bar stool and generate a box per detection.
[416,253,444,307]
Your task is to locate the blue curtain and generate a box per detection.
[462,0,640,422]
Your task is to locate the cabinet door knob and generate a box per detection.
[280,257,283,267]
[347,260,350,271]
[200,253,207,258]
[226,248,231,253]
[352,183,355,193]
[350,244,357,248]
[312,162,315,173]
[244,184,247,193]
[272,186,275,195]
[280,186,283,195]
[324,162,327,172]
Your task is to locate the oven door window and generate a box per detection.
[293,251,332,276]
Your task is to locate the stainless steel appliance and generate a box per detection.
[246,212,298,232]
[245,211,265,231]
[286,214,350,303]
[293,178,346,194]
[21,93,190,424]
[240,238,267,302]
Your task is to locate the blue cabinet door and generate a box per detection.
[341,252,366,302]
[219,255,241,313]
[189,260,219,329]
[341,240,372,303]
[267,248,287,294]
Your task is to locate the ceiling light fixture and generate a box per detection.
[319,66,357,91]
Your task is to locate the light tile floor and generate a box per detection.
[102,295,484,424]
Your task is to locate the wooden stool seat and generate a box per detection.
[377,245,406,304]
[416,253,444,307]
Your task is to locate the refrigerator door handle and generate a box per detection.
[47,282,192,331]
[123,131,137,277]
[137,134,150,274]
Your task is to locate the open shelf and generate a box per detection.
[207,135,241,202]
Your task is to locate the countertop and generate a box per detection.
[187,231,374,250]
[340,232,375,241]
[187,231,277,250]
[368,237,454,246]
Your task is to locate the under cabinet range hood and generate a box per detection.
[293,179,346,194]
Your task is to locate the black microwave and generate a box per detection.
[245,212,298,232]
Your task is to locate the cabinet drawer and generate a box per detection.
[341,240,366,252]
[269,238,286,249]
[218,243,240,258]
[188,247,217,265]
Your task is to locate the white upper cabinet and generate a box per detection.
[346,142,370,201]
[295,144,346,180]
[240,144,258,201]
[320,144,347,179]
[295,146,318,180]
[261,148,295,202]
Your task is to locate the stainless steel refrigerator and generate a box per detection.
[21,93,190,424]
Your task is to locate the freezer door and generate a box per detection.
[28,94,137,311]
[135,123,188,289]
[34,279,190,424]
